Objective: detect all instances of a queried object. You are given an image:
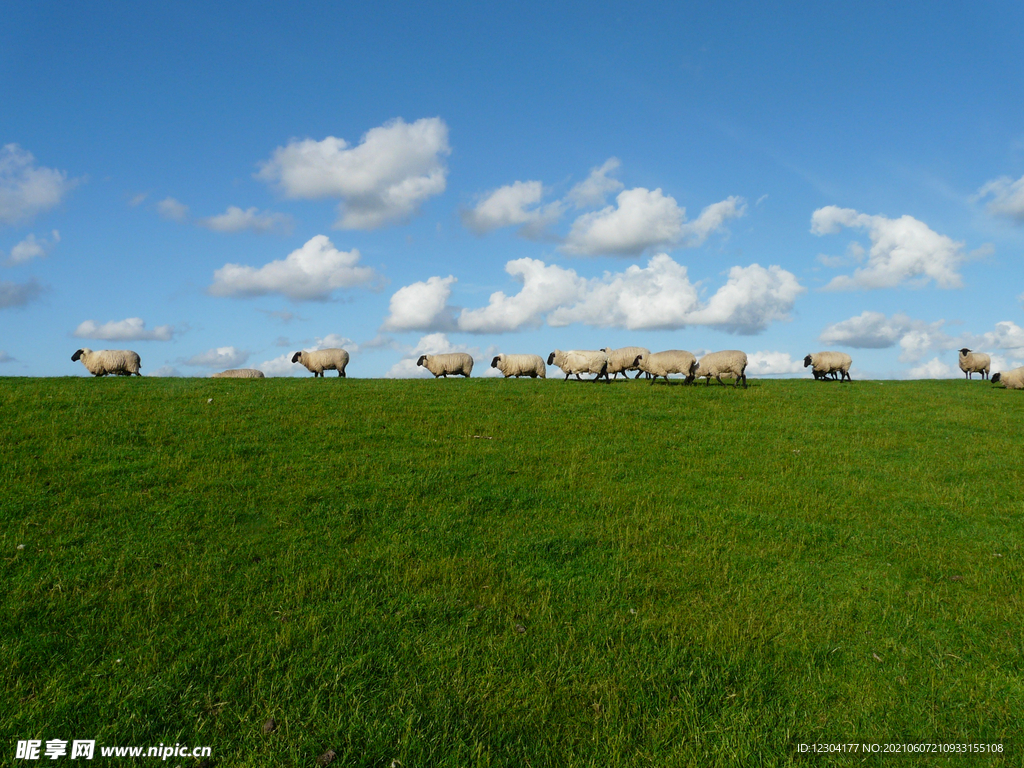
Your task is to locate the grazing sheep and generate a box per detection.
[991,367,1024,390]
[958,348,991,380]
[635,350,698,385]
[600,346,650,379]
[490,353,546,378]
[546,349,610,382]
[71,348,142,377]
[212,368,265,379]
[694,350,748,388]
[291,348,349,378]
[803,351,853,382]
[417,352,474,378]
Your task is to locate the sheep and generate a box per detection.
[71,348,142,377]
[600,346,650,379]
[490,353,546,379]
[417,352,474,378]
[291,348,349,378]
[634,350,698,385]
[958,348,991,380]
[212,368,265,379]
[546,349,610,383]
[991,367,1024,390]
[803,351,853,382]
[694,350,748,388]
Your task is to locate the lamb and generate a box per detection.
[417,352,474,378]
[490,353,546,378]
[958,348,991,380]
[991,367,1024,390]
[291,348,349,378]
[212,369,265,379]
[694,350,748,388]
[600,346,650,379]
[546,349,610,382]
[803,351,853,382]
[634,350,698,385]
[71,348,142,377]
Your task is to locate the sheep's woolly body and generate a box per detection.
[958,349,991,380]
[71,348,142,377]
[601,346,650,379]
[547,349,609,382]
[490,353,546,378]
[292,348,349,377]
[695,350,748,388]
[804,351,853,382]
[212,369,265,379]
[992,366,1024,390]
[417,352,474,378]
[636,350,697,384]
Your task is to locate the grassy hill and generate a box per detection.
[2,376,1020,766]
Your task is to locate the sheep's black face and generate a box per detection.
[992,373,1002,383]
[546,352,555,365]
[290,352,301,363]
[633,355,642,367]
[803,355,812,367]
[71,349,83,361]
[959,348,971,356]
[490,356,500,368]
[416,355,427,367]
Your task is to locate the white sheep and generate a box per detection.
[635,350,698,385]
[490,353,546,378]
[417,352,474,378]
[991,367,1024,390]
[958,348,991,380]
[803,351,853,382]
[71,348,142,377]
[212,369,265,379]
[694,350,748,388]
[546,349,610,382]
[600,346,650,379]
[291,348,349,378]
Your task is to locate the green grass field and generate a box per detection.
[2,376,1021,766]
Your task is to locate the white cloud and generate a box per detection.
[976,320,1024,352]
[908,358,957,379]
[256,352,303,377]
[149,365,183,377]
[566,158,624,208]
[976,174,1024,222]
[685,264,804,333]
[158,197,189,222]
[73,317,176,341]
[746,351,804,375]
[209,234,379,301]
[382,275,457,331]
[0,278,44,308]
[460,259,583,333]
[199,206,292,234]
[385,332,479,378]
[562,189,744,256]
[811,206,965,290]
[818,311,951,362]
[183,346,249,368]
[460,181,563,238]
[256,117,450,229]
[6,230,59,265]
[313,333,356,351]
[0,144,80,226]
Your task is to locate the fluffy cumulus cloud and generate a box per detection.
[811,206,965,290]
[746,351,804,375]
[388,256,802,335]
[908,358,957,379]
[73,317,176,341]
[6,230,59,266]
[562,190,744,256]
[157,197,189,222]
[566,158,624,209]
[209,235,379,301]
[460,181,563,238]
[385,333,481,378]
[0,144,80,226]
[183,347,249,369]
[819,311,950,362]
[382,275,458,331]
[0,278,45,309]
[976,174,1024,222]
[256,117,450,229]
[199,206,292,234]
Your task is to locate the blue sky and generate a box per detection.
[3,1,1023,378]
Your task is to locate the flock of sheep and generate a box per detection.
[68,344,1023,388]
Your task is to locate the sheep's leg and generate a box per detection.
[716,375,724,386]
[564,373,571,381]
